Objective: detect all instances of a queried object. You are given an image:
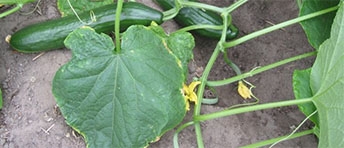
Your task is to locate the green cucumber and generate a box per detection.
[9,2,163,53]
[154,0,238,40]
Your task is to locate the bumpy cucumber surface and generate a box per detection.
[9,2,163,53]
[154,0,238,40]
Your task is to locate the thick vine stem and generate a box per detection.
[192,11,231,148]
[114,0,124,53]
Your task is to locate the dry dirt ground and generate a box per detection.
[1,0,318,147]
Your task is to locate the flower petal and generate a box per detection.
[189,81,201,91]
[238,81,252,99]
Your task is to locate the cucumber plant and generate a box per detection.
[0,0,36,18]
[7,0,344,147]
[55,0,344,147]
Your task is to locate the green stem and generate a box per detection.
[194,123,204,148]
[0,4,22,18]
[207,51,316,86]
[223,0,248,14]
[223,50,241,75]
[173,121,195,148]
[242,129,314,148]
[162,0,183,21]
[194,98,313,122]
[174,24,223,34]
[193,46,221,148]
[223,5,339,48]
[296,0,302,9]
[179,1,224,13]
[162,8,178,21]
[193,11,231,148]
[114,0,123,53]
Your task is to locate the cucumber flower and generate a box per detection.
[238,80,253,99]
[183,81,201,111]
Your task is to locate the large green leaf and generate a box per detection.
[57,0,114,17]
[52,25,194,147]
[310,1,344,147]
[148,23,195,77]
[166,33,194,77]
[292,68,319,127]
[299,0,339,50]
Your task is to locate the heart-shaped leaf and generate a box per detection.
[166,32,194,77]
[53,25,193,147]
[310,1,344,147]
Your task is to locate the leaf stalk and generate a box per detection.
[194,98,313,122]
[223,5,339,48]
[114,0,123,53]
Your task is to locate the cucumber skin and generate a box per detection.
[154,0,238,40]
[9,2,163,53]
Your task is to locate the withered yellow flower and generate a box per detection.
[183,81,201,110]
[238,80,252,99]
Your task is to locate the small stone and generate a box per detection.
[30,77,36,82]
[65,133,70,138]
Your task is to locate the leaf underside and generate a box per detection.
[52,25,193,147]
[310,1,344,147]
[292,68,319,127]
[299,0,339,50]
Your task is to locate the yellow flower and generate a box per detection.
[183,81,201,110]
[238,80,252,99]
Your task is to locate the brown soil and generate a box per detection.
[0,0,317,147]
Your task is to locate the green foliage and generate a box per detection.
[57,0,113,17]
[144,23,195,76]
[166,32,195,77]
[52,25,194,147]
[0,0,35,5]
[46,0,344,147]
[299,0,339,50]
[310,2,344,146]
[292,68,319,127]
